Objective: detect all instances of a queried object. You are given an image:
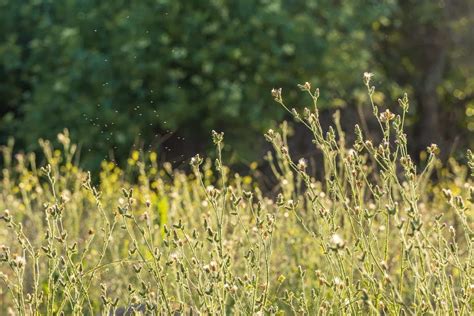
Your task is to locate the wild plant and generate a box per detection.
[0,75,472,315]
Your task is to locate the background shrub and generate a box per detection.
[0,1,472,168]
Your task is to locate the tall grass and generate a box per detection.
[0,77,472,315]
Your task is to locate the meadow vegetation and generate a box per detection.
[0,78,473,315]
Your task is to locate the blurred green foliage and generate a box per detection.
[0,0,394,167]
[373,0,474,154]
[0,0,472,168]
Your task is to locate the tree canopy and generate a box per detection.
[0,0,472,168]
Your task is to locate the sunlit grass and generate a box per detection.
[0,77,472,315]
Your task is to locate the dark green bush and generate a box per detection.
[0,0,393,167]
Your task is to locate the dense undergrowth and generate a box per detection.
[0,77,473,315]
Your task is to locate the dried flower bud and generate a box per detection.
[330,233,345,249]
[286,199,295,209]
[1,209,11,222]
[211,130,224,145]
[334,277,344,290]
[209,260,218,272]
[291,108,300,119]
[243,190,253,200]
[398,93,409,111]
[190,154,203,168]
[14,256,26,268]
[449,225,455,236]
[298,81,311,91]
[297,158,307,172]
[264,129,276,142]
[363,72,374,86]
[379,109,395,122]
[442,189,452,201]
[231,284,238,293]
[271,88,282,102]
[427,144,440,155]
